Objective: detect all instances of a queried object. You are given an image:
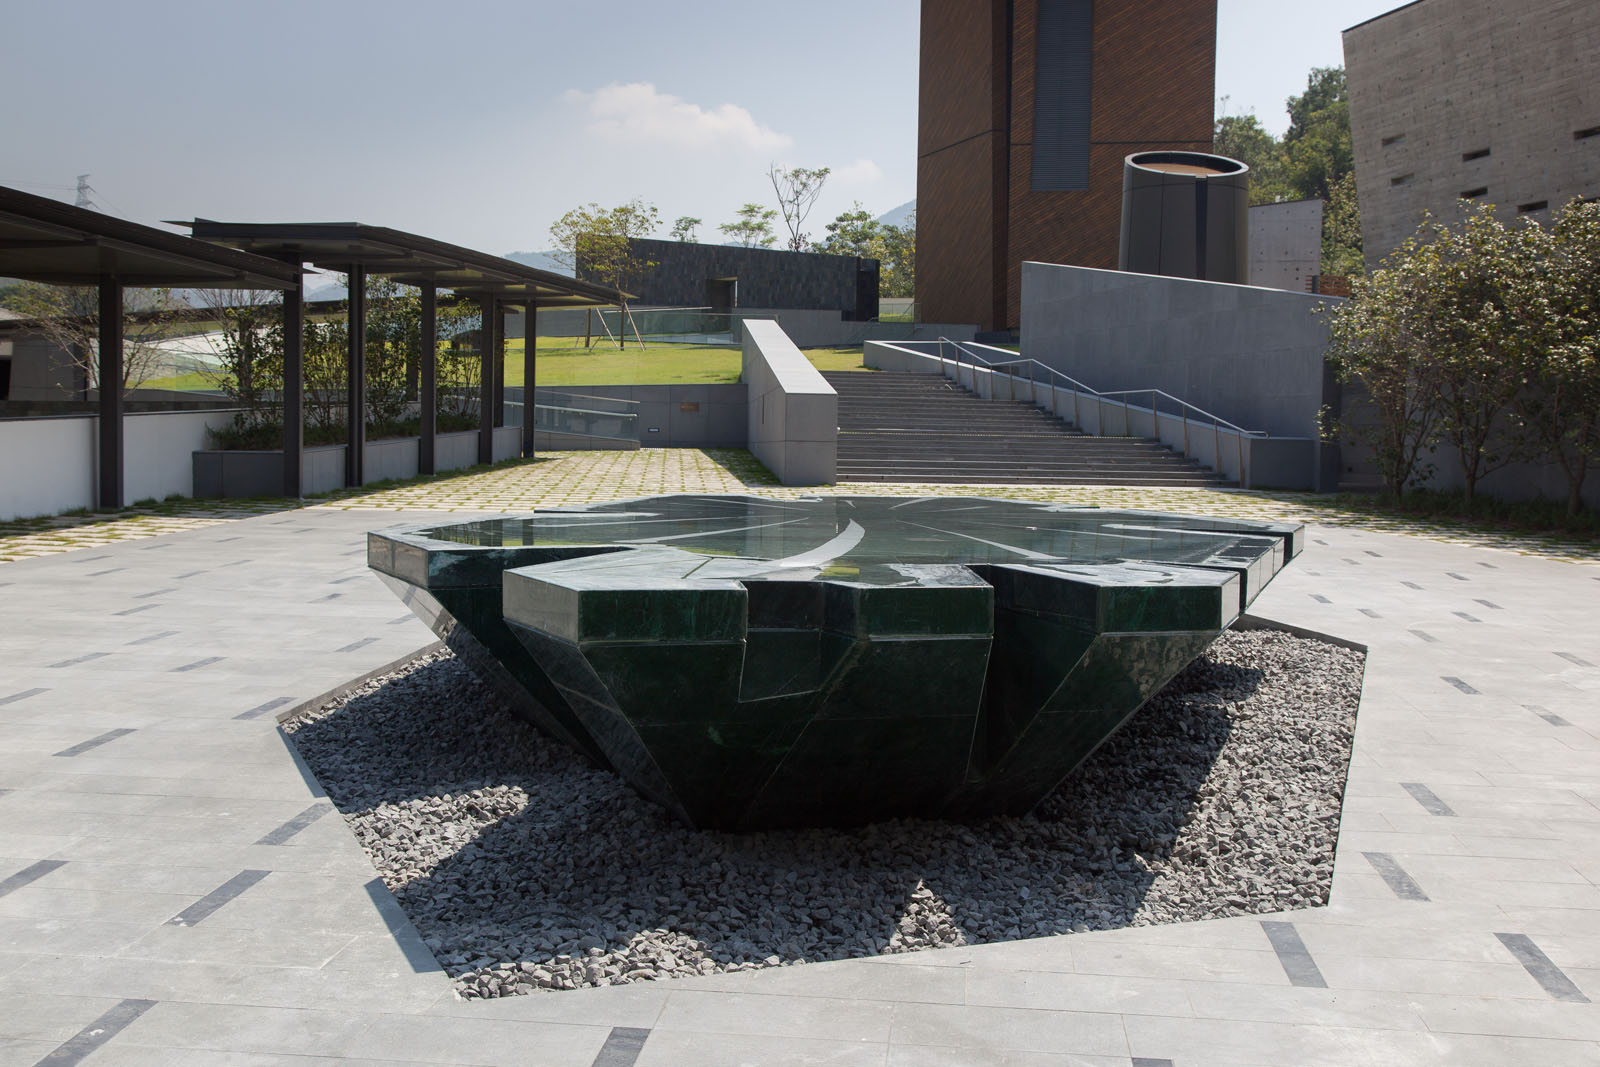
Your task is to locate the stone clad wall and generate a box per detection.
[741,319,836,486]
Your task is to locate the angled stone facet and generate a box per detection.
[369,495,1301,828]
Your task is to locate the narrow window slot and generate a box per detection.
[1462,147,1490,161]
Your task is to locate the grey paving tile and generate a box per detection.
[639,1031,888,1067]
[1362,852,1429,901]
[170,656,224,673]
[1401,782,1457,816]
[655,989,892,1044]
[1260,921,1327,988]
[1442,675,1481,694]
[234,697,296,721]
[1497,932,1591,1003]
[51,728,136,758]
[124,630,179,646]
[1556,652,1596,668]
[111,1001,373,1058]
[591,1026,651,1067]
[47,653,108,669]
[888,1001,1127,1057]
[960,969,1191,1017]
[0,859,66,899]
[166,869,271,927]
[27,996,155,1063]
[256,802,334,845]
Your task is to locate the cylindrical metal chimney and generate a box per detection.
[1119,151,1250,284]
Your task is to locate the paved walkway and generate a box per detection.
[2,459,1599,1064]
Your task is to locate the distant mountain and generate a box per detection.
[876,200,915,229]
[503,250,572,276]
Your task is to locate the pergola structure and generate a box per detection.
[185,221,627,494]
[0,185,302,509]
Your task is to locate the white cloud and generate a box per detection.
[832,158,884,184]
[563,82,792,152]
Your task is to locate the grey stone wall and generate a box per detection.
[1344,0,1600,265]
[1019,260,1339,443]
[583,240,879,321]
[1249,199,1322,293]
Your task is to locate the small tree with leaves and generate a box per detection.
[1320,230,1444,498]
[6,282,177,396]
[550,199,660,296]
[720,203,778,248]
[768,164,830,251]
[669,216,701,242]
[204,288,285,437]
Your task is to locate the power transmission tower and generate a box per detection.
[75,174,95,209]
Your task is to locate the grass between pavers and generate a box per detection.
[6,448,1600,565]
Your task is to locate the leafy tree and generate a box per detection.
[880,212,916,299]
[1282,67,1353,203]
[669,216,701,242]
[6,282,176,395]
[1322,173,1365,277]
[768,164,830,251]
[204,289,285,436]
[720,203,778,248]
[1213,109,1290,205]
[550,199,660,297]
[815,202,883,257]
[1320,228,1444,498]
[1516,199,1600,514]
[816,202,917,299]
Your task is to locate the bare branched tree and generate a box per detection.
[6,282,177,396]
[767,165,831,251]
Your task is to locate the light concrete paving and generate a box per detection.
[1,478,1599,1064]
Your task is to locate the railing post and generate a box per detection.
[1214,421,1222,473]
[1122,395,1131,436]
[1237,431,1246,489]
[1182,410,1190,458]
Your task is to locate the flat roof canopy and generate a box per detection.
[0,186,301,289]
[184,220,628,308]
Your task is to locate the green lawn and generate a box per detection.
[132,341,873,392]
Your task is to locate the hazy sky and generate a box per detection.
[3,0,1403,256]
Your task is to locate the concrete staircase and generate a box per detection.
[823,370,1234,486]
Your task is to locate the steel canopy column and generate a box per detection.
[477,293,495,465]
[97,275,123,510]
[419,282,437,476]
[521,302,536,457]
[492,301,505,429]
[346,265,367,487]
[281,269,305,497]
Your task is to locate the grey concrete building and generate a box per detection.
[584,239,879,321]
[1248,199,1323,293]
[1344,0,1600,266]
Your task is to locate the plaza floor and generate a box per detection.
[2,450,1598,1065]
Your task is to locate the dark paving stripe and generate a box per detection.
[132,587,176,599]
[166,869,270,927]
[218,559,250,567]
[335,637,378,654]
[1409,629,1438,644]
[1310,594,1331,604]
[1453,612,1482,623]
[140,543,172,550]
[34,996,156,1065]
[1402,782,1456,816]
[1313,538,1329,545]
[1446,572,1469,581]
[331,574,366,584]
[0,687,48,706]
[215,536,243,543]
[235,696,294,721]
[171,656,224,673]
[48,653,107,669]
[174,570,207,579]
[1363,852,1429,901]
[0,788,11,799]
[0,858,67,898]
[1478,560,1497,569]
[113,604,156,616]
[1556,652,1596,668]
[125,630,178,646]
[87,568,124,577]
[1496,933,1590,1003]
[1364,550,1382,557]
[1132,1060,1175,1067]
[389,615,417,625]
[74,555,112,564]
[318,592,344,601]
[257,801,334,845]
[1402,580,1424,590]
[1526,705,1572,727]
[1442,676,1480,694]
[1343,558,1360,565]
[1359,608,1381,618]
[1475,599,1502,610]
[1260,921,1327,988]
[591,1027,651,1067]
[53,728,136,757]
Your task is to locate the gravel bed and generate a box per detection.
[285,626,1363,998]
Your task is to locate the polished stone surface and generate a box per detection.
[368,495,1302,828]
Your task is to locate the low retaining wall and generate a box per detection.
[743,320,836,485]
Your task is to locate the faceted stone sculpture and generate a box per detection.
[369,495,1301,829]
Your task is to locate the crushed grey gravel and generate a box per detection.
[285,626,1363,999]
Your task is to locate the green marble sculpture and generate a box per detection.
[369,495,1301,829]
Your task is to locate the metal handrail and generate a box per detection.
[934,337,1267,438]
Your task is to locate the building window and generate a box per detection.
[1575,125,1600,140]
[1460,187,1488,199]
[1462,147,1490,161]
[1029,0,1095,192]
[1519,200,1549,213]
[1390,173,1415,186]
[1381,133,1406,147]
